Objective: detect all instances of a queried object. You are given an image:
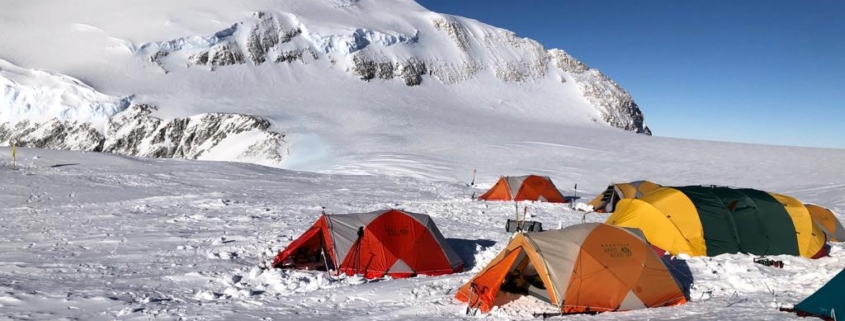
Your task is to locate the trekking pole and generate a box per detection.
[470,168,476,187]
[514,203,520,232]
[571,183,577,209]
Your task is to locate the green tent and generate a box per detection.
[789,268,845,319]
[673,186,800,256]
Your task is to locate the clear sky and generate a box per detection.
[416,0,845,149]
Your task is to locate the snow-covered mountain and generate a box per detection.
[0,0,649,170]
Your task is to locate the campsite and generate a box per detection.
[1,0,843,320]
[1,141,844,320]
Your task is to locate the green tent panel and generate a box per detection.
[675,186,741,256]
[735,189,801,256]
[793,268,845,319]
[707,187,771,255]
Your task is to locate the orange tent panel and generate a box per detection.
[455,224,686,315]
[273,209,464,279]
[515,176,566,203]
[478,178,513,201]
[479,175,567,203]
[455,248,523,312]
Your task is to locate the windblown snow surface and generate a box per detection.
[1,135,844,321]
[1,0,844,320]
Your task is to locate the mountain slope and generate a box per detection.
[0,0,649,170]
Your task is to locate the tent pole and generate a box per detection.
[522,206,528,230]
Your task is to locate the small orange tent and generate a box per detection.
[588,180,661,213]
[455,223,686,314]
[478,175,566,203]
[272,209,464,278]
[806,204,845,242]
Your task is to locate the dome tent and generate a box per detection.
[805,204,845,242]
[606,186,827,258]
[272,209,464,278]
[588,180,661,213]
[455,223,686,314]
[478,175,566,203]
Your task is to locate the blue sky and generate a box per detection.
[417,1,845,149]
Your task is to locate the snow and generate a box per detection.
[0,59,130,129]
[0,0,843,320]
[0,138,843,320]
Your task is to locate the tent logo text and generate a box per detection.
[601,243,633,258]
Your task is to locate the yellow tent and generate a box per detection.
[606,186,827,258]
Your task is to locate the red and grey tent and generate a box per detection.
[272,209,464,279]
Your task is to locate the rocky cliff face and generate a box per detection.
[103,105,288,164]
[1,57,288,164]
[0,104,288,166]
[550,50,650,134]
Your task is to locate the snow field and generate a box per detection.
[0,147,843,320]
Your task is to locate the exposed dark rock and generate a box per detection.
[190,51,210,65]
[103,104,287,163]
[275,48,317,64]
[209,42,245,69]
[0,120,104,151]
[397,58,426,86]
[279,28,301,44]
[351,55,427,85]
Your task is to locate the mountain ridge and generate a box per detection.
[0,0,650,171]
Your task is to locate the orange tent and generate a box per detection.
[455,223,686,314]
[478,175,567,203]
[272,209,464,278]
[806,204,845,242]
[588,180,661,213]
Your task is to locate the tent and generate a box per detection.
[272,209,464,278]
[606,186,827,258]
[806,204,845,242]
[478,175,566,203]
[784,268,845,320]
[588,180,661,213]
[455,223,686,314]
